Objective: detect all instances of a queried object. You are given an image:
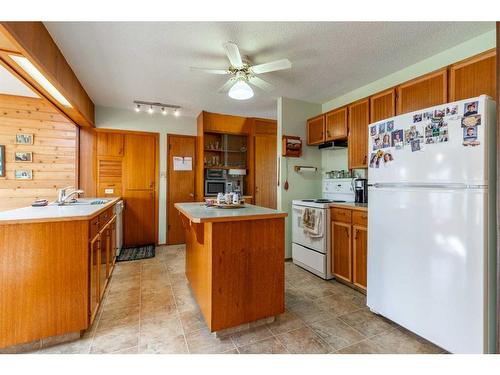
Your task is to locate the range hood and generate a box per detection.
[318,140,348,150]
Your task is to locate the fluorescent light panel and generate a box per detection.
[9,55,72,108]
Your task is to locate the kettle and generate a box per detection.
[354,178,368,203]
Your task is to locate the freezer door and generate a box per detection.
[368,96,493,185]
[367,186,487,353]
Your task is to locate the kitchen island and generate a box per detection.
[175,202,287,332]
[0,198,120,350]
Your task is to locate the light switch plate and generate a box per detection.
[104,188,114,194]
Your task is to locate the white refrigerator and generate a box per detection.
[367,95,497,354]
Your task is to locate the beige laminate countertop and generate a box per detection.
[329,202,368,212]
[0,197,121,225]
[175,202,287,223]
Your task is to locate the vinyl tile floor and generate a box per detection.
[32,245,444,354]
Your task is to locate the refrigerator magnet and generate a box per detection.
[386,120,394,132]
[423,111,433,120]
[446,105,458,116]
[372,134,383,150]
[382,133,391,148]
[378,122,386,133]
[464,101,478,117]
[370,125,377,136]
[413,113,422,123]
[461,115,481,128]
[369,152,377,168]
[391,130,404,150]
[462,126,480,147]
[382,151,394,165]
[434,108,445,119]
[410,139,422,152]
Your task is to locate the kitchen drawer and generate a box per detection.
[90,216,100,239]
[331,207,352,223]
[99,207,114,227]
[352,210,368,227]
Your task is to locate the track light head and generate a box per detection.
[135,104,141,112]
[148,105,154,114]
[174,109,180,117]
[161,107,167,115]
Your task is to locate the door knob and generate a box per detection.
[189,193,194,197]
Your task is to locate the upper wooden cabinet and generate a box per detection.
[370,88,396,123]
[97,132,124,157]
[449,49,496,101]
[307,115,325,145]
[396,68,448,115]
[325,107,348,141]
[348,99,369,169]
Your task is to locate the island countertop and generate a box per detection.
[0,197,121,225]
[175,202,287,223]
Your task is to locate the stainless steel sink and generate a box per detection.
[50,198,111,206]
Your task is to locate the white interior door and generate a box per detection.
[367,185,487,353]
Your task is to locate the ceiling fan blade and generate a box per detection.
[190,67,230,75]
[223,42,243,69]
[250,59,292,74]
[218,78,236,93]
[248,76,274,92]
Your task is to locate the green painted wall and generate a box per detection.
[322,30,496,113]
[277,97,322,258]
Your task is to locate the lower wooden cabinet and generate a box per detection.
[330,207,368,291]
[331,221,352,282]
[89,208,117,325]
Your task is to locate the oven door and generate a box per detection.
[291,205,328,253]
[205,180,226,196]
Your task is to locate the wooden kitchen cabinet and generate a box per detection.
[307,115,325,145]
[396,68,448,115]
[449,49,496,101]
[331,221,352,283]
[123,190,156,247]
[348,99,369,169]
[352,225,368,290]
[97,132,124,157]
[330,207,368,292]
[370,88,396,123]
[89,234,100,324]
[325,107,348,141]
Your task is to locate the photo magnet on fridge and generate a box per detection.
[381,133,391,148]
[382,151,394,165]
[372,134,383,151]
[386,120,394,132]
[423,111,433,120]
[464,101,478,117]
[462,126,480,147]
[378,122,386,133]
[413,113,422,123]
[410,139,422,152]
[446,105,458,116]
[434,108,445,119]
[391,129,404,150]
[370,125,377,136]
[369,152,377,168]
[461,114,481,128]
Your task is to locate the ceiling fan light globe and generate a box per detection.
[228,80,254,100]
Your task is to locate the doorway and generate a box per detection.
[167,134,196,245]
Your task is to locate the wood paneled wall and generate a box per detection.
[0,94,77,211]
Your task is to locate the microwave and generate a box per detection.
[205,180,226,196]
[205,168,226,180]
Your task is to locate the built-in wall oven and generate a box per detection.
[205,169,227,196]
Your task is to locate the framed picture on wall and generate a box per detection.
[15,151,33,162]
[0,145,5,177]
[15,133,34,145]
[15,169,33,180]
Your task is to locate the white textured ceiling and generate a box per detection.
[0,64,39,98]
[44,22,494,119]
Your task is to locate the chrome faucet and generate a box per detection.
[57,186,84,205]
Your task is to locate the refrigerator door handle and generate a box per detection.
[371,182,487,190]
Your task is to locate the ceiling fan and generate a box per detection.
[190,42,292,100]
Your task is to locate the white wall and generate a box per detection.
[277,97,322,258]
[95,105,197,244]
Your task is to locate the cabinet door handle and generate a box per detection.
[345,227,349,237]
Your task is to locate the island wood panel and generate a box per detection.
[210,218,285,331]
[348,99,369,169]
[0,94,77,211]
[370,88,396,123]
[0,22,95,127]
[122,189,156,247]
[449,49,496,101]
[396,68,448,115]
[0,220,89,349]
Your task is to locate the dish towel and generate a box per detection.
[302,208,323,237]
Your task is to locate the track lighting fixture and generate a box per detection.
[133,101,181,116]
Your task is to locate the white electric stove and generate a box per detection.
[291,178,355,279]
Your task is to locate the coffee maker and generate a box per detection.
[354,178,368,203]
